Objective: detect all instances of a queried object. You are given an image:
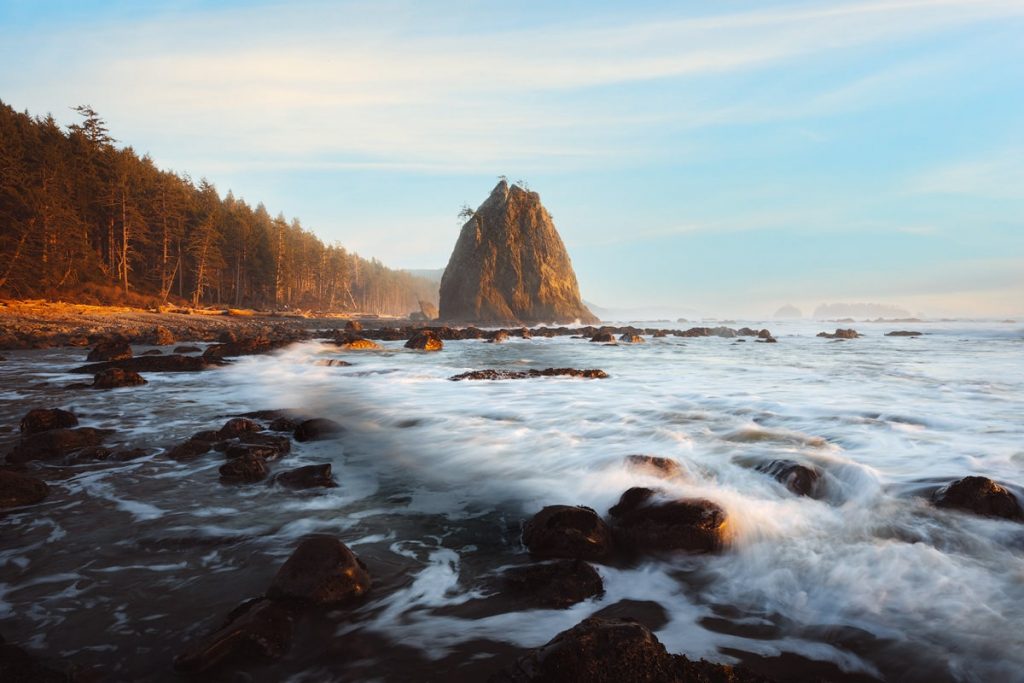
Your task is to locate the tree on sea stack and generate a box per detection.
[439,179,598,325]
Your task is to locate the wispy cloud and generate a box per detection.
[906,150,1024,199]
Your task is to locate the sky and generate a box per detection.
[1,0,1022,318]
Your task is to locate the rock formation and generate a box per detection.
[439,180,599,325]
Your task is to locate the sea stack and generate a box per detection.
[439,180,599,325]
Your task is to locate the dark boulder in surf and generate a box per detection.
[0,470,50,509]
[172,598,293,675]
[501,560,604,609]
[150,326,175,345]
[817,328,860,339]
[19,408,78,435]
[269,416,301,432]
[609,488,728,553]
[490,616,770,683]
[488,329,510,344]
[225,443,284,462]
[87,338,132,362]
[217,418,262,440]
[218,454,269,483]
[886,330,922,337]
[522,505,614,561]
[166,440,211,461]
[273,464,337,489]
[590,331,616,343]
[7,428,112,464]
[756,460,822,498]
[266,536,370,606]
[619,333,644,344]
[932,476,1023,521]
[0,637,75,682]
[72,354,214,374]
[173,345,202,354]
[294,418,343,442]
[91,368,147,389]
[405,330,443,351]
[450,368,608,381]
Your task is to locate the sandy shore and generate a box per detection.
[0,300,403,349]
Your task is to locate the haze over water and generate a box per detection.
[2,320,1022,681]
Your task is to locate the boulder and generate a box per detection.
[886,330,922,337]
[140,349,163,356]
[219,454,269,483]
[490,616,769,683]
[337,336,382,350]
[294,418,343,442]
[225,443,284,461]
[86,338,132,362]
[166,440,211,461]
[173,598,293,674]
[19,408,78,435]
[932,476,1023,521]
[91,368,147,389]
[7,428,111,464]
[172,345,202,353]
[405,331,443,351]
[316,359,353,367]
[344,320,362,333]
[501,560,603,609]
[72,354,214,374]
[273,464,337,489]
[609,488,728,554]
[439,180,598,325]
[624,456,684,479]
[522,505,614,561]
[488,329,511,343]
[150,326,175,345]
[619,333,644,344]
[217,418,262,439]
[590,332,616,343]
[266,536,371,605]
[756,460,821,497]
[0,470,50,508]
[817,328,860,339]
[203,337,292,360]
[269,416,300,432]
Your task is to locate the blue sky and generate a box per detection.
[1,0,1022,317]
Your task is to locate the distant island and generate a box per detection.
[812,302,913,320]
[774,304,803,319]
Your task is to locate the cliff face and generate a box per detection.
[439,181,599,325]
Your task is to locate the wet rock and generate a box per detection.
[20,408,78,435]
[737,327,759,336]
[817,328,860,339]
[518,327,533,339]
[68,446,147,464]
[932,476,1023,521]
[338,336,382,350]
[8,428,111,464]
[140,349,163,356]
[86,338,132,362]
[150,326,175,345]
[0,470,50,508]
[266,536,371,605]
[522,505,614,561]
[189,430,222,443]
[501,560,604,609]
[652,330,668,338]
[619,333,644,344]
[624,455,684,479]
[316,358,353,367]
[273,464,337,489]
[755,335,778,343]
[173,598,293,675]
[166,440,211,461]
[450,368,608,381]
[219,454,269,483]
[203,337,293,360]
[344,320,362,332]
[491,616,769,683]
[590,331,616,343]
[756,460,821,497]
[225,443,283,461]
[218,329,239,344]
[0,355,6,361]
[488,329,510,343]
[172,345,202,353]
[294,418,343,442]
[72,354,214,374]
[886,330,922,337]
[0,638,70,682]
[91,368,147,389]
[610,488,728,554]
[757,329,774,340]
[405,331,443,351]
[217,418,263,439]
[269,416,300,432]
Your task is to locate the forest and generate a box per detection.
[0,100,438,315]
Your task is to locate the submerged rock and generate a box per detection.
[91,368,147,389]
[219,454,269,483]
[294,418,343,442]
[522,505,614,561]
[609,488,728,553]
[8,428,112,464]
[19,408,78,435]
[490,616,770,682]
[756,460,822,498]
[273,464,337,489]
[450,368,608,381]
[173,598,293,675]
[172,345,202,353]
[217,418,262,439]
[266,536,371,605]
[439,180,598,325]
[72,354,214,374]
[817,328,860,339]
[501,560,604,609]
[166,440,211,461]
[886,330,922,337]
[932,476,1023,521]
[405,331,443,351]
[0,470,50,508]
[624,455,685,480]
[87,338,132,362]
